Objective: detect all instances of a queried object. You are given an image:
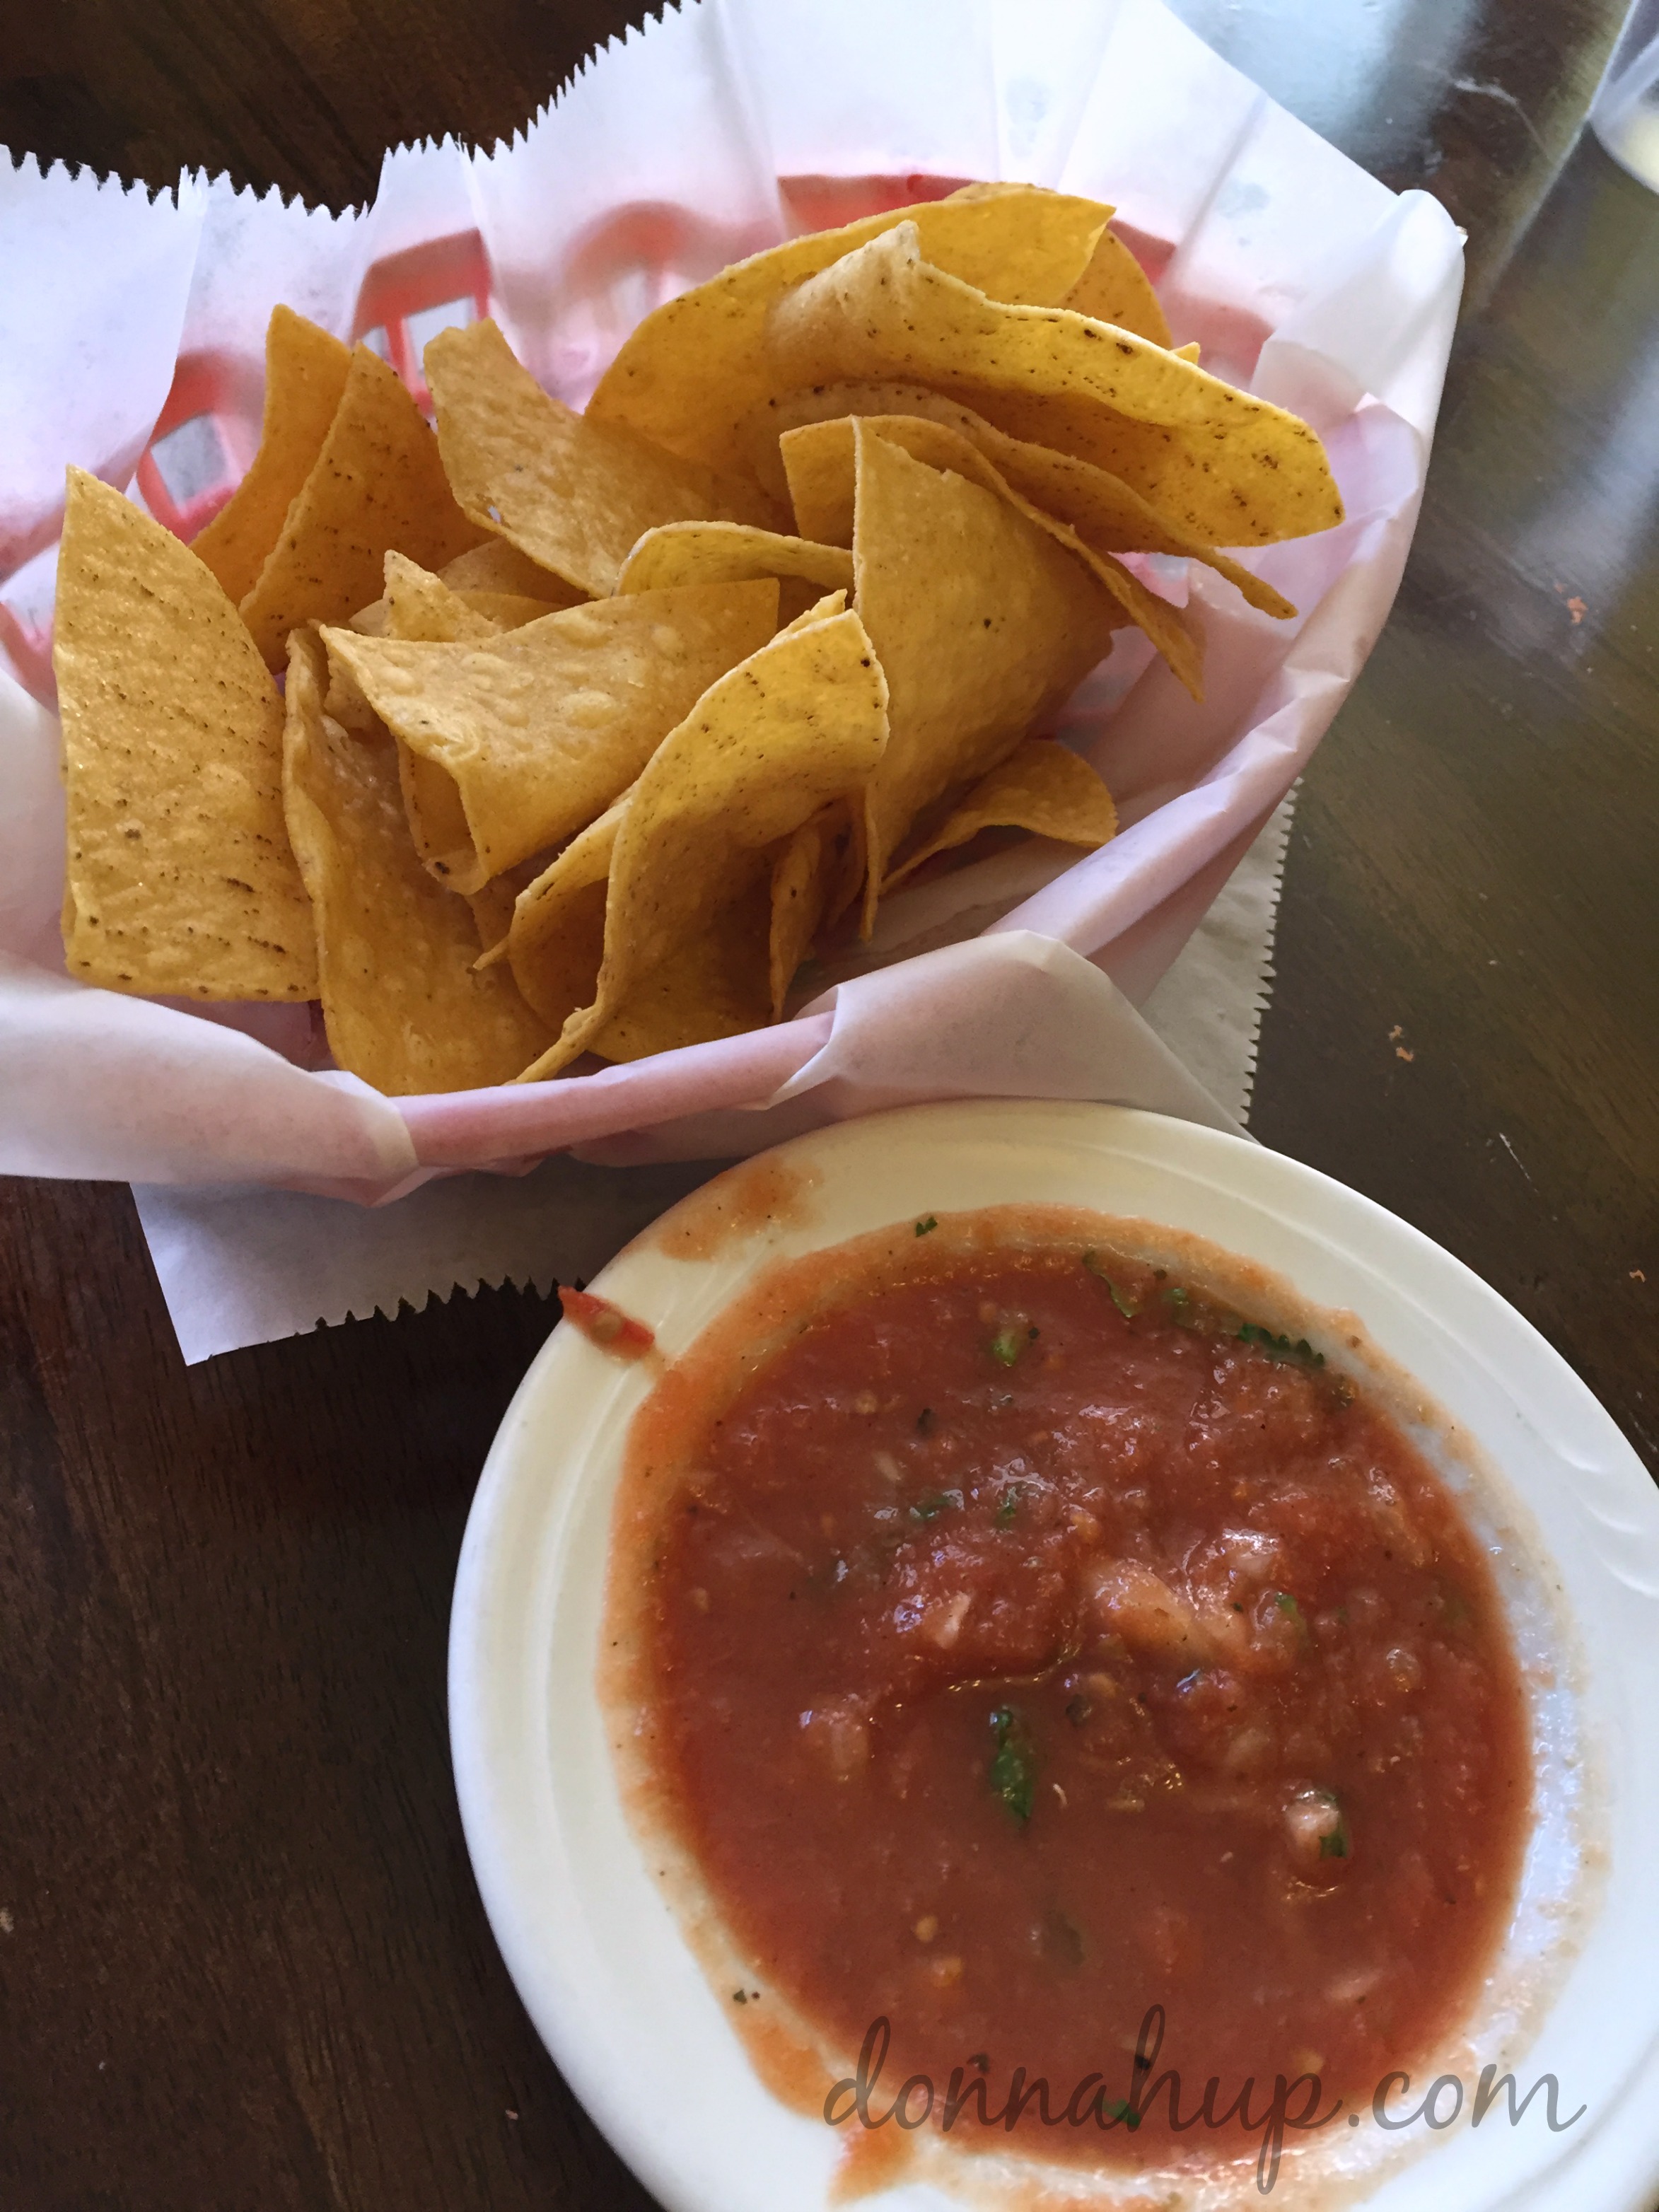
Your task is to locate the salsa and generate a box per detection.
[612,1219,1531,2180]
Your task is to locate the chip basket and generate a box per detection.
[0,0,1463,1208]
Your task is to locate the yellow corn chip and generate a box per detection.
[883,736,1117,890]
[467,879,515,955]
[511,605,890,1079]
[438,537,585,604]
[380,554,555,646]
[489,794,627,1040]
[781,414,1200,698]
[768,580,856,634]
[281,630,551,1093]
[587,187,1111,475]
[780,588,850,631]
[323,578,779,894]
[615,521,853,600]
[767,222,1344,546]
[587,876,773,1063]
[453,590,559,631]
[54,468,317,1001]
[760,381,1294,619]
[467,851,552,955]
[191,306,351,607]
[932,404,1293,617]
[238,344,482,663]
[846,421,1118,935]
[321,618,384,736]
[769,801,846,1018]
[425,320,776,599]
[350,582,557,644]
[467,885,517,956]
[397,742,472,876]
[1059,229,1172,347]
[384,551,501,643]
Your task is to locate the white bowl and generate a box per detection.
[448,1100,1659,2211]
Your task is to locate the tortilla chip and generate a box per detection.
[781,588,849,631]
[395,740,472,875]
[510,604,890,1078]
[320,620,384,736]
[238,344,482,663]
[425,319,776,599]
[1059,229,1172,347]
[191,306,351,607]
[322,578,779,893]
[924,404,1294,618]
[438,537,586,604]
[767,222,1344,547]
[380,554,555,647]
[453,590,560,631]
[615,521,853,600]
[467,878,516,955]
[587,876,773,1063]
[761,382,1294,619]
[587,186,1111,475]
[281,630,551,1093]
[489,793,627,1040]
[883,737,1117,890]
[54,468,317,1001]
[467,851,552,954]
[845,422,1118,935]
[351,581,557,644]
[769,802,846,1018]
[384,551,501,643]
[781,414,1200,697]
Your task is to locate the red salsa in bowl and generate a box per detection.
[605,1209,1532,2192]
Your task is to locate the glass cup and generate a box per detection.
[1592,0,1659,189]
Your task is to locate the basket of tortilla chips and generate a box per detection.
[0,0,1462,1197]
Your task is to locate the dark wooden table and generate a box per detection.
[2,4,1655,2206]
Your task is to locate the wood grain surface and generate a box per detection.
[1,4,1655,2208]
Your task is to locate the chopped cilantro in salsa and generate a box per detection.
[988,1705,1036,1824]
[995,1486,1021,1528]
[915,1216,938,1237]
[990,1325,1023,1366]
[1082,1250,1139,1320]
[911,1489,962,1523]
[1274,1590,1311,1648]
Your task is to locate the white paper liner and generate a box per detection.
[0,0,1460,1346]
[133,795,1290,1361]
